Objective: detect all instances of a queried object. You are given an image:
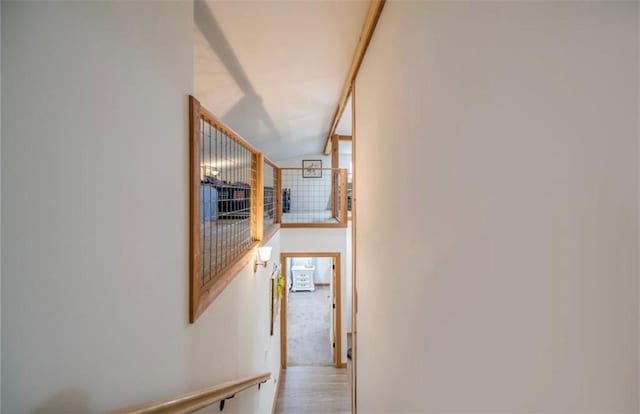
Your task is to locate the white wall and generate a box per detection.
[2,2,280,413]
[356,1,638,412]
[281,228,348,362]
[313,257,332,284]
[276,154,330,171]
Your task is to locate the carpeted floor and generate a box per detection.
[287,286,333,366]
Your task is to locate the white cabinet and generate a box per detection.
[291,265,315,292]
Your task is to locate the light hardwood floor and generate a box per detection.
[275,366,350,414]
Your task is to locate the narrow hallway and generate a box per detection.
[275,366,349,414]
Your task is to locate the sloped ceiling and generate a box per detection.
[335,94,352,136]
[194,0,368,161]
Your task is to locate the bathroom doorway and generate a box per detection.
[280,252,342,369]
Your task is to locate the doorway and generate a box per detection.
[280,252,342,369]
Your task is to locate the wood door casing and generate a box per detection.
[280,252,342,369]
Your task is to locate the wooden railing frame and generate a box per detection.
[279,167,348,229]
[111,372,271,414]
[190,96,344,322]
[339,169,348,223]
[263,157,281,243]
[190,96,263,323]
[275,167,283,226]
[255,153,265,241]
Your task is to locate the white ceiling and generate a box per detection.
[194,0,368,162]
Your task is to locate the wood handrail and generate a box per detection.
[111,372,271,414]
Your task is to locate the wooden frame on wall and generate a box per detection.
[302,159,323,178]
[278,167,348,229]
[263,157,281,243]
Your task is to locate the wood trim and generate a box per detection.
[331,136,339,218]
[337,135,352,141]
[340,169,348,224]
[274,167,281,224]
[270,369,283,414]
[264,158,281,225]
[255,153,265,240]
[335,255,343,368]
[280,222,348,229]
[331,135,339,169]
[275,168,283,224]
[351,82,358,414]
[111,373,271,414]
[189,96,202,324]
[280,252,342,369]
[339,363,347,369]
[280,253,287,370]
[323,0,386,155]
[281,252,342,258]
[279,166,347,226]
[315,283,330,287]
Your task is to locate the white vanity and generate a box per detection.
[291,265,315,292]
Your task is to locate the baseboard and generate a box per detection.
[315,283,330,286]
[338,362,347,368]
[271,368,283,414]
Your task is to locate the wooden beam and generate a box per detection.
[280,222,348,229]
[331,136,339,217]
[255,153,264,241]
[189,96,202,324]
[351,81,358,414]
[111,373,271,414]
[275,168,283,225]
[331,135,339,169]
[323,0,385,155]
[280,253,288,370]
[340,169,348,224]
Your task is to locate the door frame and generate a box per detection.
[280,252,342,369]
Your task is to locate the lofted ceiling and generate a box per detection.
[194,0,368,162]
[335,94,352,136]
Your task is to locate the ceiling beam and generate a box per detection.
[323,0,385,155]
